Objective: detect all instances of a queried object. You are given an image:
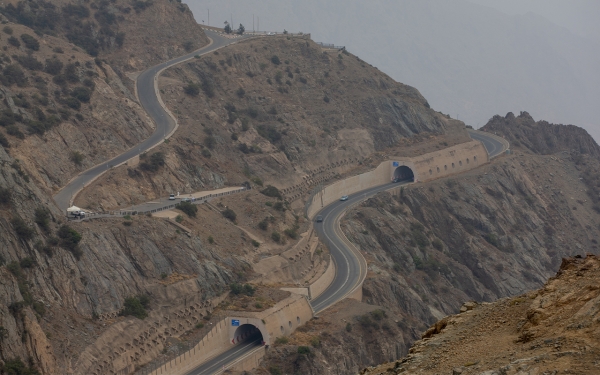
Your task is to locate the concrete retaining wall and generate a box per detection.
[407,140,489,183]
[148,319,230,375]
[260,294,314,343]
[306,140,489,219]
[227,346,266,373]
[307,162,390,218]
[308,255,335,299]
[149,295,313,375]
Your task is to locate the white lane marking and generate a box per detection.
[191,339,261,375]
[312,183,399,312]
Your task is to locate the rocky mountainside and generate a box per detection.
[482,111,600,158]
[0,11,468,374]
[0,0,207,70]
[75,35,468,210]
[0,141,255,373]
[0,0,207,193]
[360,254,600,375]
[0,3,596,375]
[249,119,600,375]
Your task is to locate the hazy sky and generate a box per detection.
[185,1,600,142]
[468,0,600,41]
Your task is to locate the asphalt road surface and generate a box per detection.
[184,336,263,375]
[53,30,250,211]
[183,130,508,375]
[467,129,506,158]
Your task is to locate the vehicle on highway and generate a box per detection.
[181,198,192,203]
[169,194,176,200]
[315,215,323,222]
[340,195,349,201]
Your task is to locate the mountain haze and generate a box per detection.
[186,0,600,141]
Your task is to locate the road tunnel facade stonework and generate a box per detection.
[149,294,313,375]
[306,140,489,218]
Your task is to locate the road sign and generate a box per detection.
[392,161,399,167]
[232,319,240,326]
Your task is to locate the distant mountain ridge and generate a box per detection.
[482,111,600,158]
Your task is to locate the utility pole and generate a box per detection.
[207,9,209,26]
[253,14,254,32]
[231,13,233,29]
[257,17,259,32]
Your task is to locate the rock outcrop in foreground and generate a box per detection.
[360,254,600,375]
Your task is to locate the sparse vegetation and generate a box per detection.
[183,40,194,52]
[258,219,269,231]
[176,201,198,217]
[184,82,200,96]
[57,225,83,259]
[120,295,150,320]
[484,233,500,248]
[297,346,311,355]
[0,187,11,205]
[230,283,255,296]
[11,217,34,241]
[0,358,40,375]
[70,151,84,166]
[140,152,165,172]
[271,231,281,243]
[20,34,40,50]
[222,208,237,222]
[260,185,282,199]
[34,207,50,232]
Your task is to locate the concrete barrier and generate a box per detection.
[308,255,335,299]
[148,319,231,375]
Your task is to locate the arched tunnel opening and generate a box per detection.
[393,165,415,182]
[232,324,264,345]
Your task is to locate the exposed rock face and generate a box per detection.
[0,143,252,372]
[0,1,208,192]
[360,254,600,375]
[483,111,600,158]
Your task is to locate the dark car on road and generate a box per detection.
[316,215,323,222]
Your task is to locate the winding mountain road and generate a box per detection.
[183,127,507,374]
[53,30,250,211]
[49,26,508,374]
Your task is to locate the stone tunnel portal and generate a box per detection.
[393,165,415,181]
[232,324,264,345]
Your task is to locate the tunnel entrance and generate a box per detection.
[393,165,414,182]
[232,324,264,345]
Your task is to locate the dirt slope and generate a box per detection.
[361,254,600,375]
